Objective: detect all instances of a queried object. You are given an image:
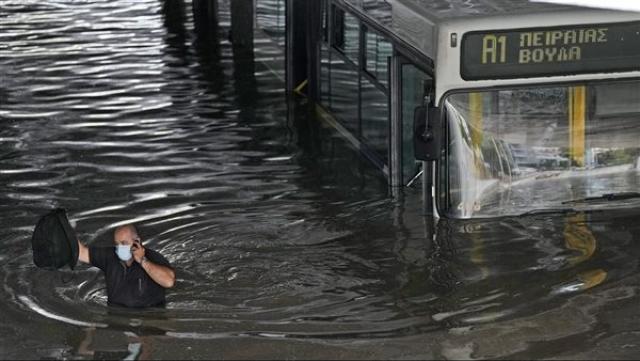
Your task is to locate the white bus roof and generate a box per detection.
[343,0,594,58]
[395,0,579,21]
[339,0,640,102]
[436,10,640,102]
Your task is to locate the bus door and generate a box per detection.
[390,54,433,190]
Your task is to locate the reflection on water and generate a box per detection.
[1,0,640,359]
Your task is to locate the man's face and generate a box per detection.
[113,226,140,247]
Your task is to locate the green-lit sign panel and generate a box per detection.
[461,21,640,80]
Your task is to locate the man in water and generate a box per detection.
[77,224,175,308]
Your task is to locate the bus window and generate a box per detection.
[331,6,359,63]
[364,27,392,88]
[361,78,389,163]
[329,57,359,133]
[593,81,640,117]
[441,79,640,218]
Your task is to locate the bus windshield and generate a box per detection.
[440,79,640,218]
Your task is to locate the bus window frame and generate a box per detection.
[434,76,640,219]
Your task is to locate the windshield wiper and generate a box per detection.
[517,207,577,217]
[562,192,640,205]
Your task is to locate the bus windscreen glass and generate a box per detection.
[461,21,640,80]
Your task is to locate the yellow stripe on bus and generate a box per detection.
[569,86,586,167]
[469,92,484,149]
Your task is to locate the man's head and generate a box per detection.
[113,224,141,247]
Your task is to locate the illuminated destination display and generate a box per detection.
[461,21,640,80]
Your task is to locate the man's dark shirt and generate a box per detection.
[89,246,172,308]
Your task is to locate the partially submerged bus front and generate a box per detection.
[424,10,640,219]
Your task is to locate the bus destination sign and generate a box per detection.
[461,21,640,80]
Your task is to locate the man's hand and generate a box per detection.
[78,240,90,264]
[134,242,176,288]
[131,241,146,264]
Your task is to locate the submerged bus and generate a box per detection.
[287,0,640,219]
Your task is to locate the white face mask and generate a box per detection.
[115,244,132,262]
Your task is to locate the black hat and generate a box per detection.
[31,208,79,270]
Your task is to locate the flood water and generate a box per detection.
[2,0,640,359]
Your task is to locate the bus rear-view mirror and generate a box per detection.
[413,105,442,161]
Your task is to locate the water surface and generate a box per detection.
[1,0,639,359]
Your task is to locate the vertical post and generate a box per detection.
[357,23,363,141]
[230,0,257,108]
[192,0,219,38]
[192,0,222,94]
[161,0,188,59]
[286,0,309,95]
[306,0,322,101]
[285,0,295,94]
[162,0,187,39]
[569,86,586,167]
[231,0,254,50]
[390,54,403,189]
